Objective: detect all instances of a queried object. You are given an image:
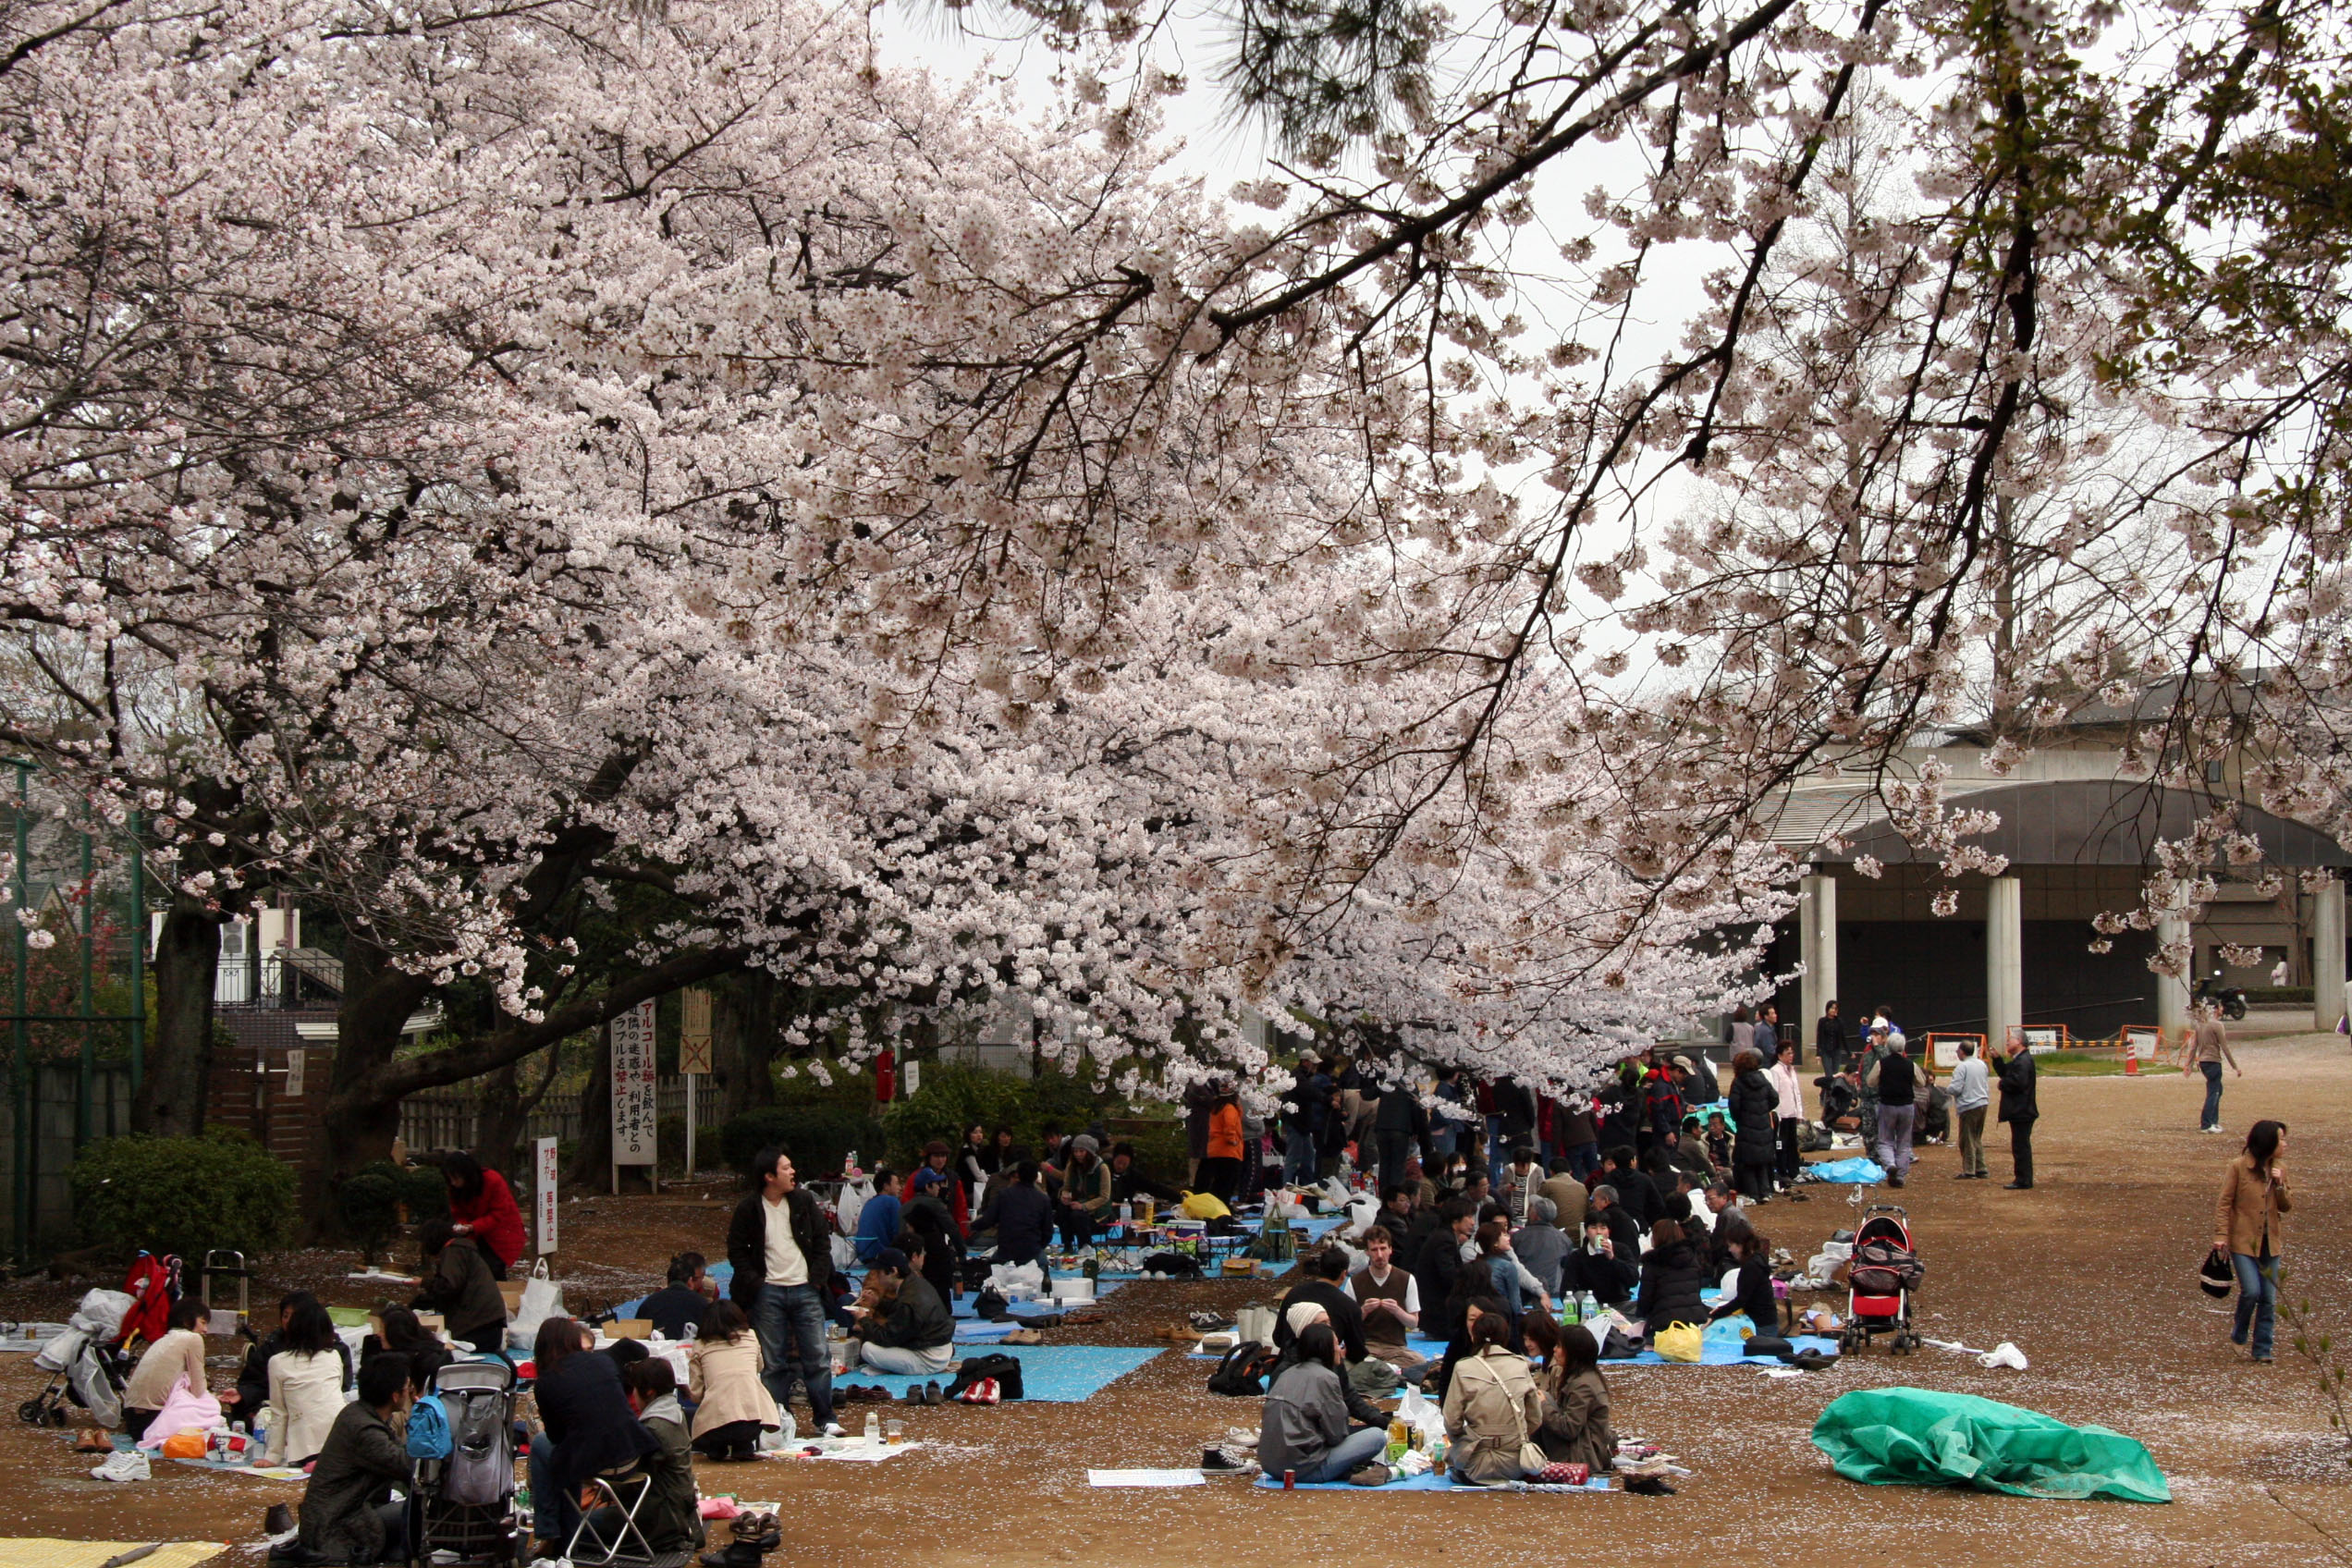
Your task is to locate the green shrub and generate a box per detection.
[71,1131,298,1258]
[2242,986,2313,1004]
[717,1105,883,1180]
[879,1060,1111,1167]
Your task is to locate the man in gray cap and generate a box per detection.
[1055,1133,1113,1250]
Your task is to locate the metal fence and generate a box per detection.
[399,1078,700,1155]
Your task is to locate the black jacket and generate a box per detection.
[1635,1241,1707,1334]
[239,1331,350,1415]
[1272,1279,1368,1365]
[862,1274,953,1352]
[1816,1015,1850,1061]
[1728,1070,1778,1162]
[725,1187,835,1307]
[1412,1227,1465,1330]
[535,1350,658,1498]
[1372,1087,1431,1145]
[1109,1164,1181,1205]
[1998,1049,2040,1121]
[414,1236,507,1344]
[1876,1049,1917,1106]
[1709,1253,1778,1329]
[976,1182,1055,1265]
[297,1403,410,1563]
[636,1286,709,1342]
[1491,1080,1540,1145]
[1608,1169,1663,1230]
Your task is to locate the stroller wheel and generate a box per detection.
[18,1399,45,1424]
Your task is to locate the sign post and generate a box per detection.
[609,998,658,1194]
[680,987,713,1177]
[535,1135,559,1257]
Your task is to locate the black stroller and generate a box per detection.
[411,1359,525,1565]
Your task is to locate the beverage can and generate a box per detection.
[1282,1469,1295,1490]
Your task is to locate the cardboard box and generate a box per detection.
[414,1312,446,1334]
[497,1280,526,1313]
[607,1318,654,1340]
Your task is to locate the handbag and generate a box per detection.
[1459,1353,1548,1476]
[2199,1247,2235,1299]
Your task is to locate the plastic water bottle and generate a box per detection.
[863,1411,880,1445]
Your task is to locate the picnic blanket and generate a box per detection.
[1388,1317,1840,1367]
[615,1268,1124,1324]
[0,1544,226,1568]
[1254,1471,1612,1492]
[833,1345,1162,1403]
[1812,1389,2172,1502]
[1804,1158,1887,1184]
[767,1438,925,1463]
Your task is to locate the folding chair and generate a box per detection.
[562,1464,655,1567]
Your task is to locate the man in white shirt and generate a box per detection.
[1948,1042,1991,1180]
[1343,1227,1426,1382]
[724,1145,846,1436]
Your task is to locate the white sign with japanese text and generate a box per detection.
[610,999,658,1167]
[535,1135,559,1255]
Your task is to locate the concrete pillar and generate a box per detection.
[2156,913,2191,1040]
[1986,876,2022,1051]
[1799,873,1838,1058]
[2314,877,2346,1034]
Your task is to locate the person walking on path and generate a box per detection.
[1871,1044,1917,1187]
[2214,1120,2290,1363]
[1997,1034,2040,1189]
[2179,1005,2241,1133]
[1947,1041,1991,1179]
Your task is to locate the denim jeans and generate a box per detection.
[1564,1142,1600,1181]
[2199,1060,2223,1130]
[526,1432,576,1546]
[751,1282,835,1426]
[1284,1127,1320,1185]
[1875,1103,1916,1176]
[1293,1425,1392,1484]
[2232,1250,2280,1358]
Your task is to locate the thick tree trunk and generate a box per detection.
[131,896,221,1136]
[568,1021,612,1187]
[711,968,778,1122]
[309,933,435,1238]
[473,1045,561,1177]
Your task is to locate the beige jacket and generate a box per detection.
[124,1328,207,1412]
[1440,1345,1544,1483]
[263,1348,348,1465]
[2215,1154,2288,1256]
[689,1336,775,1437]
[2182,1019,2238,1071]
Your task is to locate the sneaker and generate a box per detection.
[1201,1447,1250,1473]
[91,1449,150,1482]
[819,1422,849,1439]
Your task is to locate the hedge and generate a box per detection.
[717,1105,884,1180]
[70,1131,299,1257]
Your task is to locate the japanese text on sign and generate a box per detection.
[610,998,658,1167]
[536,1135,559,1255]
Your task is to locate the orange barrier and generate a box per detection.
[1925,1032,1986,1069]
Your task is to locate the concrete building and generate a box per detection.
[1763,747,2351,1047]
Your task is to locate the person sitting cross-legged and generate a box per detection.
[843,1245,955,1378]
[280,1354,415,1565]
[1256,1324,1392,1486]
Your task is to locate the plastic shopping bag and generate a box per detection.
[1654,1323,1705,1364]
[509,1257,563,1346]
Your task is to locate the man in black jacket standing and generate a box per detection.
[1815,999,1849,1083]
[1998,1036,2040,1189]
[725,1146,843,1437]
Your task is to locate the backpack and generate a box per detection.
[945,1352,1023,1402]
[1245,1212,1297,1263]
[406,1391,454,1460]
[972,1287,1011,1322]
[1207,1341,1280,1396]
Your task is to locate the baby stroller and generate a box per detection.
[1840,1207,1925,1354]
[412,1359,525,1566]
[19,1289,134,1428]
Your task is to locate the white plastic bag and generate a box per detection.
[1397,1382,1446,1446]
[509,1258,562,1346]
[834,1177,875,1237]
[1978,1341,2028,1370]
[987,1260,1046,1299]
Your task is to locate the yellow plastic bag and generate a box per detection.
[1653,1322,1704,1364]
[1181,1190,1231,1220]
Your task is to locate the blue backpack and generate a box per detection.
[406,1391,452,1460]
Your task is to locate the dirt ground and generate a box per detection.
[6,1025,2352,1567]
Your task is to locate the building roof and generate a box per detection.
[1772,778,2352,869]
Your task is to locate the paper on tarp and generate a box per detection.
[1811,1389,2171,1503]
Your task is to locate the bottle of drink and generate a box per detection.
[863,1411,880,1445]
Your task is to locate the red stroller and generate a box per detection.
[1840,1207,1924,1354]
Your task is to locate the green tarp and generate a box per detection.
[1811,1389,2172,1503]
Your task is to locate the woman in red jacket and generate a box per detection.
[443,1152,526,1278]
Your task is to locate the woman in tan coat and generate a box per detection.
[687,1302,776,1460]
[1440,1311,1544,1485]
[2214,1119,2290,1363]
